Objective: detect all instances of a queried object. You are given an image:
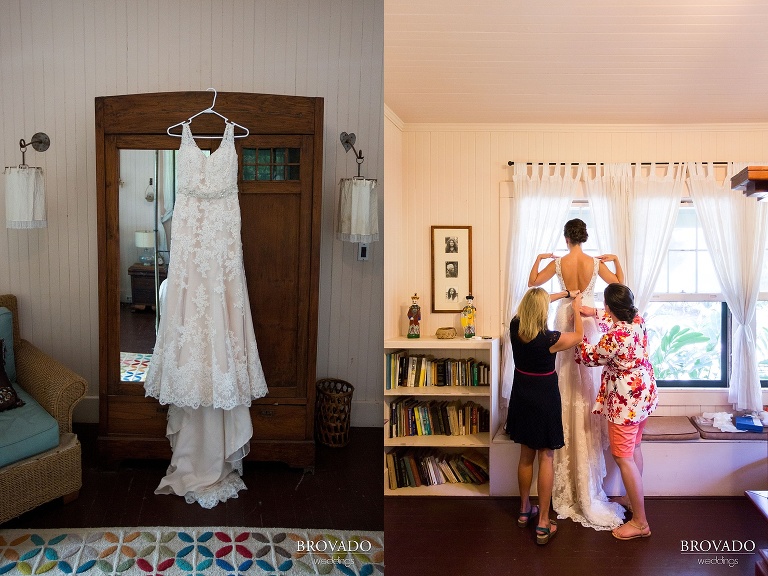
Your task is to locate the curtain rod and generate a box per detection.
[507,161,730,166]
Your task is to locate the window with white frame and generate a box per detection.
[646,204,727,387]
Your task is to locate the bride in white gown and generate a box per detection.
[528,218,625,530]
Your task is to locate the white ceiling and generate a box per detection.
[384,0,768,124]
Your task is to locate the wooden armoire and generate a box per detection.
[95,92,322,468]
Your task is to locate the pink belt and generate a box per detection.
[515,367,555,377]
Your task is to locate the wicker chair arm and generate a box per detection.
[14,339,87,434]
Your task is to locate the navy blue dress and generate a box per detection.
[505,317,565,450]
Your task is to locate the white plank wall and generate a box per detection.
[119,150,156,303]
[0,0,384,427]
[384,115,768,415]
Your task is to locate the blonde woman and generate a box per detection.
[505,287,583,545]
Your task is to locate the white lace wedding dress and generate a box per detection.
[551,257,624,530]
[144,121,268,508]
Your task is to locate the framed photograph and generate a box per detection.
[431,225,472,313]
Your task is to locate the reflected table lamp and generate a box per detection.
[135,230,155,266]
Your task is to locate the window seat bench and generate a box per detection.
[489,415,767,497]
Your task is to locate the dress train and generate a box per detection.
[155,405,252,509]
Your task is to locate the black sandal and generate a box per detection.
[517,504,539,527]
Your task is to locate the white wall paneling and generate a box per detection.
[0,0,384,427]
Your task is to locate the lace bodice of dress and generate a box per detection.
[553,257,598,333]
[144,120,267,410]
[178,122,238,198]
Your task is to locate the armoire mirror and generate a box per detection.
[96,92,323,467]
[119,148,174,354]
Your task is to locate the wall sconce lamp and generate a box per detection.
[337,132,378,256]
[3,132,50,228]
[731,165,768,200]
[144,177,155,202]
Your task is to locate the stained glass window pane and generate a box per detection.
[258,149,271,164]
[243,165,256,181]
[257,166,271,180]
[242,147,300,182]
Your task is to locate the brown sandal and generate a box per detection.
[612,519,651,540]
[536,520,557,545]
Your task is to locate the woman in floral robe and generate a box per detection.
[577,283,658,541]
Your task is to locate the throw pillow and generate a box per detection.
[0,338,24,412]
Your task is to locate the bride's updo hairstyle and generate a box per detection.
[563,218,588,245]
[603,283,638,322]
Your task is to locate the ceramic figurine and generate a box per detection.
[461,293,476,338]
[407,293,421,339]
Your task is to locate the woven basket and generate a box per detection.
[315,378,354,447]
[435,326,456,339]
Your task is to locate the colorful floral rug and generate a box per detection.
[119,352,153,382]
[0,527,384,575]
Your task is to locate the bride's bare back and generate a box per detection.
[559,251,598,292]
[528,246,622,290]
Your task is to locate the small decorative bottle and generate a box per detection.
[407,293,421,339]
[461,293,476,339]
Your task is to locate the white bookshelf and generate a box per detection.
[383,336,500,497]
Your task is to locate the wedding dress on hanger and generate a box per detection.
[145,121,268,508]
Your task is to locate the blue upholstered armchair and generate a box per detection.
[0,294,87,524]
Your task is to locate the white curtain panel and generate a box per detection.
[584,163,631,269]
[500,163,580,404]
[687,162,767,412]
[585,163,684,313]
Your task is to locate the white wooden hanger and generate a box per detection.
[166,88,250,139]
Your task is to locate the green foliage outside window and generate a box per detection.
[649,325,714,380]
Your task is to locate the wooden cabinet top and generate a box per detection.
[128,263,168,276]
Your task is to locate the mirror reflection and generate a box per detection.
[118,149,178,383]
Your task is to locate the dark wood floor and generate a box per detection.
[120,303,157,354]
[3,424,383,532]
[385,495,768,576]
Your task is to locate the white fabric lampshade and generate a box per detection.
[336,178,379,242]
[4,166,47,229]
[135,230,155,248]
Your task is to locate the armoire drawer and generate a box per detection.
[250,404,306,440]
[108,397,168,437]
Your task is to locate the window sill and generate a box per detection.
[658,387,768,406]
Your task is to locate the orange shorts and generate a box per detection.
[607,419,647,458]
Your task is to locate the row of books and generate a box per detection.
[386,448,489,490]
[388,398,490,438]
[385,351,490,389]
